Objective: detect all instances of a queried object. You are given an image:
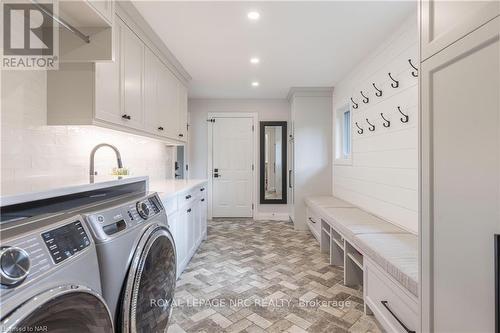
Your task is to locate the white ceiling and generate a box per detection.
[132,1,416,99]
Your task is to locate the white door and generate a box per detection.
[211,117,254,217]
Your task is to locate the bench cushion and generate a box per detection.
[305,196,354,210]
[355,233,418,297]
[321,207,408,239]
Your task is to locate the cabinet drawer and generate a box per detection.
[198,185,207,200]
[178,189,197,208]
[364,258,418,333]
[306,207,321,241]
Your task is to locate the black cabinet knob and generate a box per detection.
[187,208,192,213]
[200,188,205,192]
[158,126,164,131]
[185,195,192,200]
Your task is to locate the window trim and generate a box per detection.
[335,104,353,166]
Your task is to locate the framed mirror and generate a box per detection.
[260,121,287,204]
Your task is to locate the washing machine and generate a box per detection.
[0,213,114,332]
[82,192,176,333]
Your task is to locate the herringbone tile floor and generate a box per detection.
[167,219,383,333]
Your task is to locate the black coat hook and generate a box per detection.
[388,72,399,88]
[366,118,375,131]
[372,83,382,97]
[408,59,418,77]
[355,122,364,134]
[397,106,409,123]
[380,113,391,127]
[360,91,369,104]
[351,97,359,109]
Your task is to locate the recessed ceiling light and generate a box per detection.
[247,11,260,20]
[250,57,260,64]
[251,81,260,87]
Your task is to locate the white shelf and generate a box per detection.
[347,251,364,270]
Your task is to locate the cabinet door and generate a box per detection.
[144,48,162,135]
[421,0,499,60]
[120,18,145,130]
[421,17,499,333]
[200,197,207,240]
[159,65,179,139]
[95,16,121,124]
[177,82,188,141]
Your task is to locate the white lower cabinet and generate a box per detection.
[162,183,208,278]
[364,258,418,333]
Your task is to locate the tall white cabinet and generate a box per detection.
[420,2,499,332]
[287,88,333,230]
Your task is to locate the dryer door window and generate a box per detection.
[2,286,113,332]
[122,225,176,333]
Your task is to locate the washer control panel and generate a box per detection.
[85,193,164,241]
[41,221,90,264]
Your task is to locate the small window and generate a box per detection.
[335,104,352,164]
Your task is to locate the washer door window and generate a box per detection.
[122,225,177,333]
[1,285,113,332]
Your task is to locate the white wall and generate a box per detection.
[332,13,418,233]
[1,70,175,196]
[188,98,289,218]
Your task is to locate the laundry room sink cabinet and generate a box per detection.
[151,180,208,277]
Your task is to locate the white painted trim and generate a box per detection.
[287,87,334,101]
[207,112,258,220]
[255,212,289,221]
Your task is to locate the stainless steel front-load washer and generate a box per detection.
[0,214,114,332]
[82,192,176,333]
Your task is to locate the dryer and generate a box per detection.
[82,192,176,333]
[0,214,113,332]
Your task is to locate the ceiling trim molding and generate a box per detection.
[287,87,334,101]
[117,1,192,85]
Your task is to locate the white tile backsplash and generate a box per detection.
[1,70,175,196]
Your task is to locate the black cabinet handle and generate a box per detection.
[122,114,131,120]
[380,301,415,333]
[200,188,205,192]
[201,198,205,202]
[179,133,184,137]
[308,217,316,224]
[185,195,192,200]
[158,126,164,131]
[187,208,191,213]
[288,170,292,188]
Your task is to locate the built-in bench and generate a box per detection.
[305,196,418,333]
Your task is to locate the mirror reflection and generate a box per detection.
[260,122,287,204]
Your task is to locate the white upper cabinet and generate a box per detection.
[177,82,188,141]
[421,0,499,60]
[48,9,189,143]
[161,65,181,139]
[120,18,145,130]
[95,19,121,124]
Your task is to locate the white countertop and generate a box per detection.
[1,176,148,207]
[149,179,208,202]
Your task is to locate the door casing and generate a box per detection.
[207,112,258,220]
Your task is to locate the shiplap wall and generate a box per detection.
[332,13,418,233]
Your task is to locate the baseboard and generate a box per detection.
[255,212,289,221]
